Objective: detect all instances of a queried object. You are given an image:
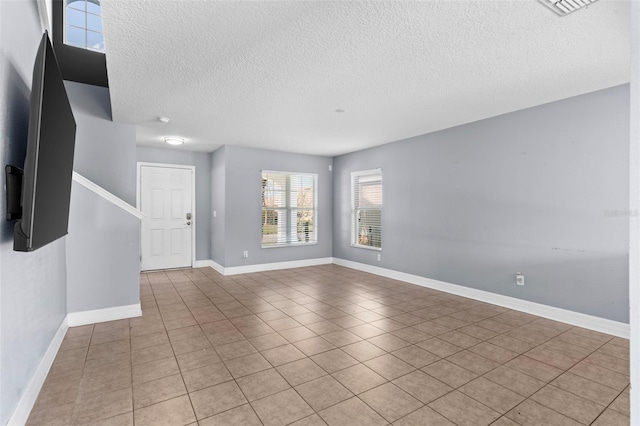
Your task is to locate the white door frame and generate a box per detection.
[137,162,197,269]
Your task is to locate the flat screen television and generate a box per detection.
[6,32,76,252]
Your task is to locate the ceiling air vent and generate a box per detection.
[539,0,599,16]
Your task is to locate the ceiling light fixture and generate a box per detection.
[539,0,598,16]
[158,116,170,123]
[164,137,184,146]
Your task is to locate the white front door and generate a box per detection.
[140,165,193,271]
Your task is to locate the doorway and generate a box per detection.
[137,163,195,271]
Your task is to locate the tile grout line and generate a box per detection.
[67,323,94,425]
[170,270,266,425]
[167,271,221,424]
[587,385,631,425]
[210,266,625,426]
[47,265,629,426]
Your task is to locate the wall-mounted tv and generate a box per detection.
[5,32,76,252]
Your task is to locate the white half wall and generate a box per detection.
[66,177,142,313]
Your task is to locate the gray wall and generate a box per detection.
[333,85,630,323]
[222,145,333,267]
[211,146,226,266]
[66,183,140,312]
[0,2,68,424]
[65,82,140,315]
[136,146,212,261]
[65,82,137,205]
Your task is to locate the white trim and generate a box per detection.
[189,256,629,338]
[333,258,630,339]
[630,1,640,421]
[194,259,225,275]
[350,244,382,252]
[72,172,143,220]
[137,162,197,269]
[36,0,51,32]
[137,161,198,171]
[67,304,142,327]
[193,260,214,268]
[225,257,333,275]
[351,168,383,178]
[8,315,68,426]
[194,258,333,276]
[262,242,318,249]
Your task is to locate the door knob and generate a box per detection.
[186,221,191,225]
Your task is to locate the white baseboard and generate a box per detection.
[191,256,629,338]
[67,303,142,327]
[193,259,225,275]
[224,257,334,276]
[193,260,211,268]
[8,315,69,426]
[333,258,630,339]
[194,257,334,276]
[210,260,225,275]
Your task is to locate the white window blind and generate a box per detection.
[262,171,318,247]
[351,169,382,250]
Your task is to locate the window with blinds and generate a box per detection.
[352,169,382,250]
[262,171,318,247]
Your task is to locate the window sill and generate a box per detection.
[351,244,382,251]
[262,242,318,249]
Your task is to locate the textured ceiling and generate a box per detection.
[102,0,630,156]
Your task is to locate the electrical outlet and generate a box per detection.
[213,210,217,217]
[377,253,381,261]
[243,251,248,258]
[516,273,524,286]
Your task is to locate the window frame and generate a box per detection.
[351,168,383,251]
[261,170,319,249]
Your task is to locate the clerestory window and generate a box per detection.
[65,0,105,52]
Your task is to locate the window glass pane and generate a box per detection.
[86,1,101,15]
[276,210,288,243]
[296,188,313,208]
[87,31,105,52]
[67,0,86,12]
[261,209,280,245]
[358,180,382,207]
[352,169,382,249]
[66,7,85,28]
[357,209,381,248]
[86,13,103,33]
[65,0,104,52]
[296,209,314,243]
[66,25,86,48]
[263,178,286,208]
[262,171,317,246]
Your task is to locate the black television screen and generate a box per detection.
[13,32,76,252]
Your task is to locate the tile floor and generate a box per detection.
[27,265,630,426]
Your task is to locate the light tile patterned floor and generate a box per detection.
[27,265,630,425]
